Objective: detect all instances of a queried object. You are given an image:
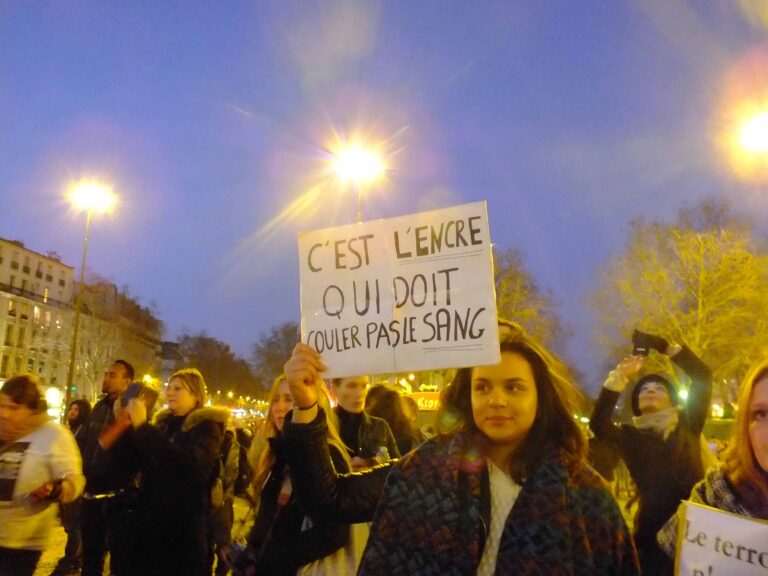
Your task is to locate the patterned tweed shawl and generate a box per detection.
[657,466,753,557]
[358,431,638,576]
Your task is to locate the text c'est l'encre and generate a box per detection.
[306,215,485,273]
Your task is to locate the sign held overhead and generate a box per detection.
[298,201,499,377]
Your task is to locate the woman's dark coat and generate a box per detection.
[590,345,712,575]
[245,434,350,575]
[131,407,227,576]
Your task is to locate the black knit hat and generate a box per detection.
[631,374,678,416]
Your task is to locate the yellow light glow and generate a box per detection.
[408,373,415,381]
[333,145,385,184]
[143,374,153,384]
[227,391,234,399]
[45,387,63,408]
[678,388,689,401]
[69,180,116,214]
[739,111,768,153]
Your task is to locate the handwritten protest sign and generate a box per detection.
[298,201,499,377]
[675,501,768,575]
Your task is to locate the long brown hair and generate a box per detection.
[723,358,768,516]
[437,320,587,482]
[251,376,350,499]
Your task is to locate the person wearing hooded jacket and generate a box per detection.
[125,368,226,576]
[51,399,93,575]
[590,329,713,576]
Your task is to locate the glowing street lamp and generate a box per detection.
[739,111,768,155]
[722,101,768,181]
[65,179,116,407]
[332,144,386,223]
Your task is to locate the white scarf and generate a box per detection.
[632,406,680,440]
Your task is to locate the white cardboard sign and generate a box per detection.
[675,500,768,576]
[298,201,499,377]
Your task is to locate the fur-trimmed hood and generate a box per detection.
[153,405,232,433]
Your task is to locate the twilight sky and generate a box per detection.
[1,1,766,394]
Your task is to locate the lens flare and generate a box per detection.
[716,44,768,182]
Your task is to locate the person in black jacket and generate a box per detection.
[365,385,423,456]
[125,368,225,576]
[234,375,354,576]
[330,376,399,470]
[51,399,92,575]
[79,359,138,576]
[589,329,714,576]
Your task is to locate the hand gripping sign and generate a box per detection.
[674,501,768,576]
[298,201,499,378]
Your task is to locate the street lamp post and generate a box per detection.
[64,180,115,407]
[332,144,386,223]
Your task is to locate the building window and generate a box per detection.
[58,279,66,287]
[10,261,18,270]
[17,326,25,347]
[19,303,28,320]
[7,300,16,316]
[45,274,53,282]
[13,356,21,374]
[33,306,40,323]
[44,310,51,327]
[0,354,9,378]
[4,325,13,346]
[9,275,15,288]
[43,288,49,303]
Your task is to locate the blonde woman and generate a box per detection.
[658,358,768,555]
[126,368,229,576]
[235,375,355,576]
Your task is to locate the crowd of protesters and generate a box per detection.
[1,319,767,575]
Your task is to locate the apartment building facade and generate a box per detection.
[0,237,163,401]
[0,238,74,387]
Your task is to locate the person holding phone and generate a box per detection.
[590,329,714,576]
[125,368,227,576]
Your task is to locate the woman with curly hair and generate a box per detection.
[658,358,768,555]
[281,321,639,575]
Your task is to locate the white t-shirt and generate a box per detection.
[0,421,82,550]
